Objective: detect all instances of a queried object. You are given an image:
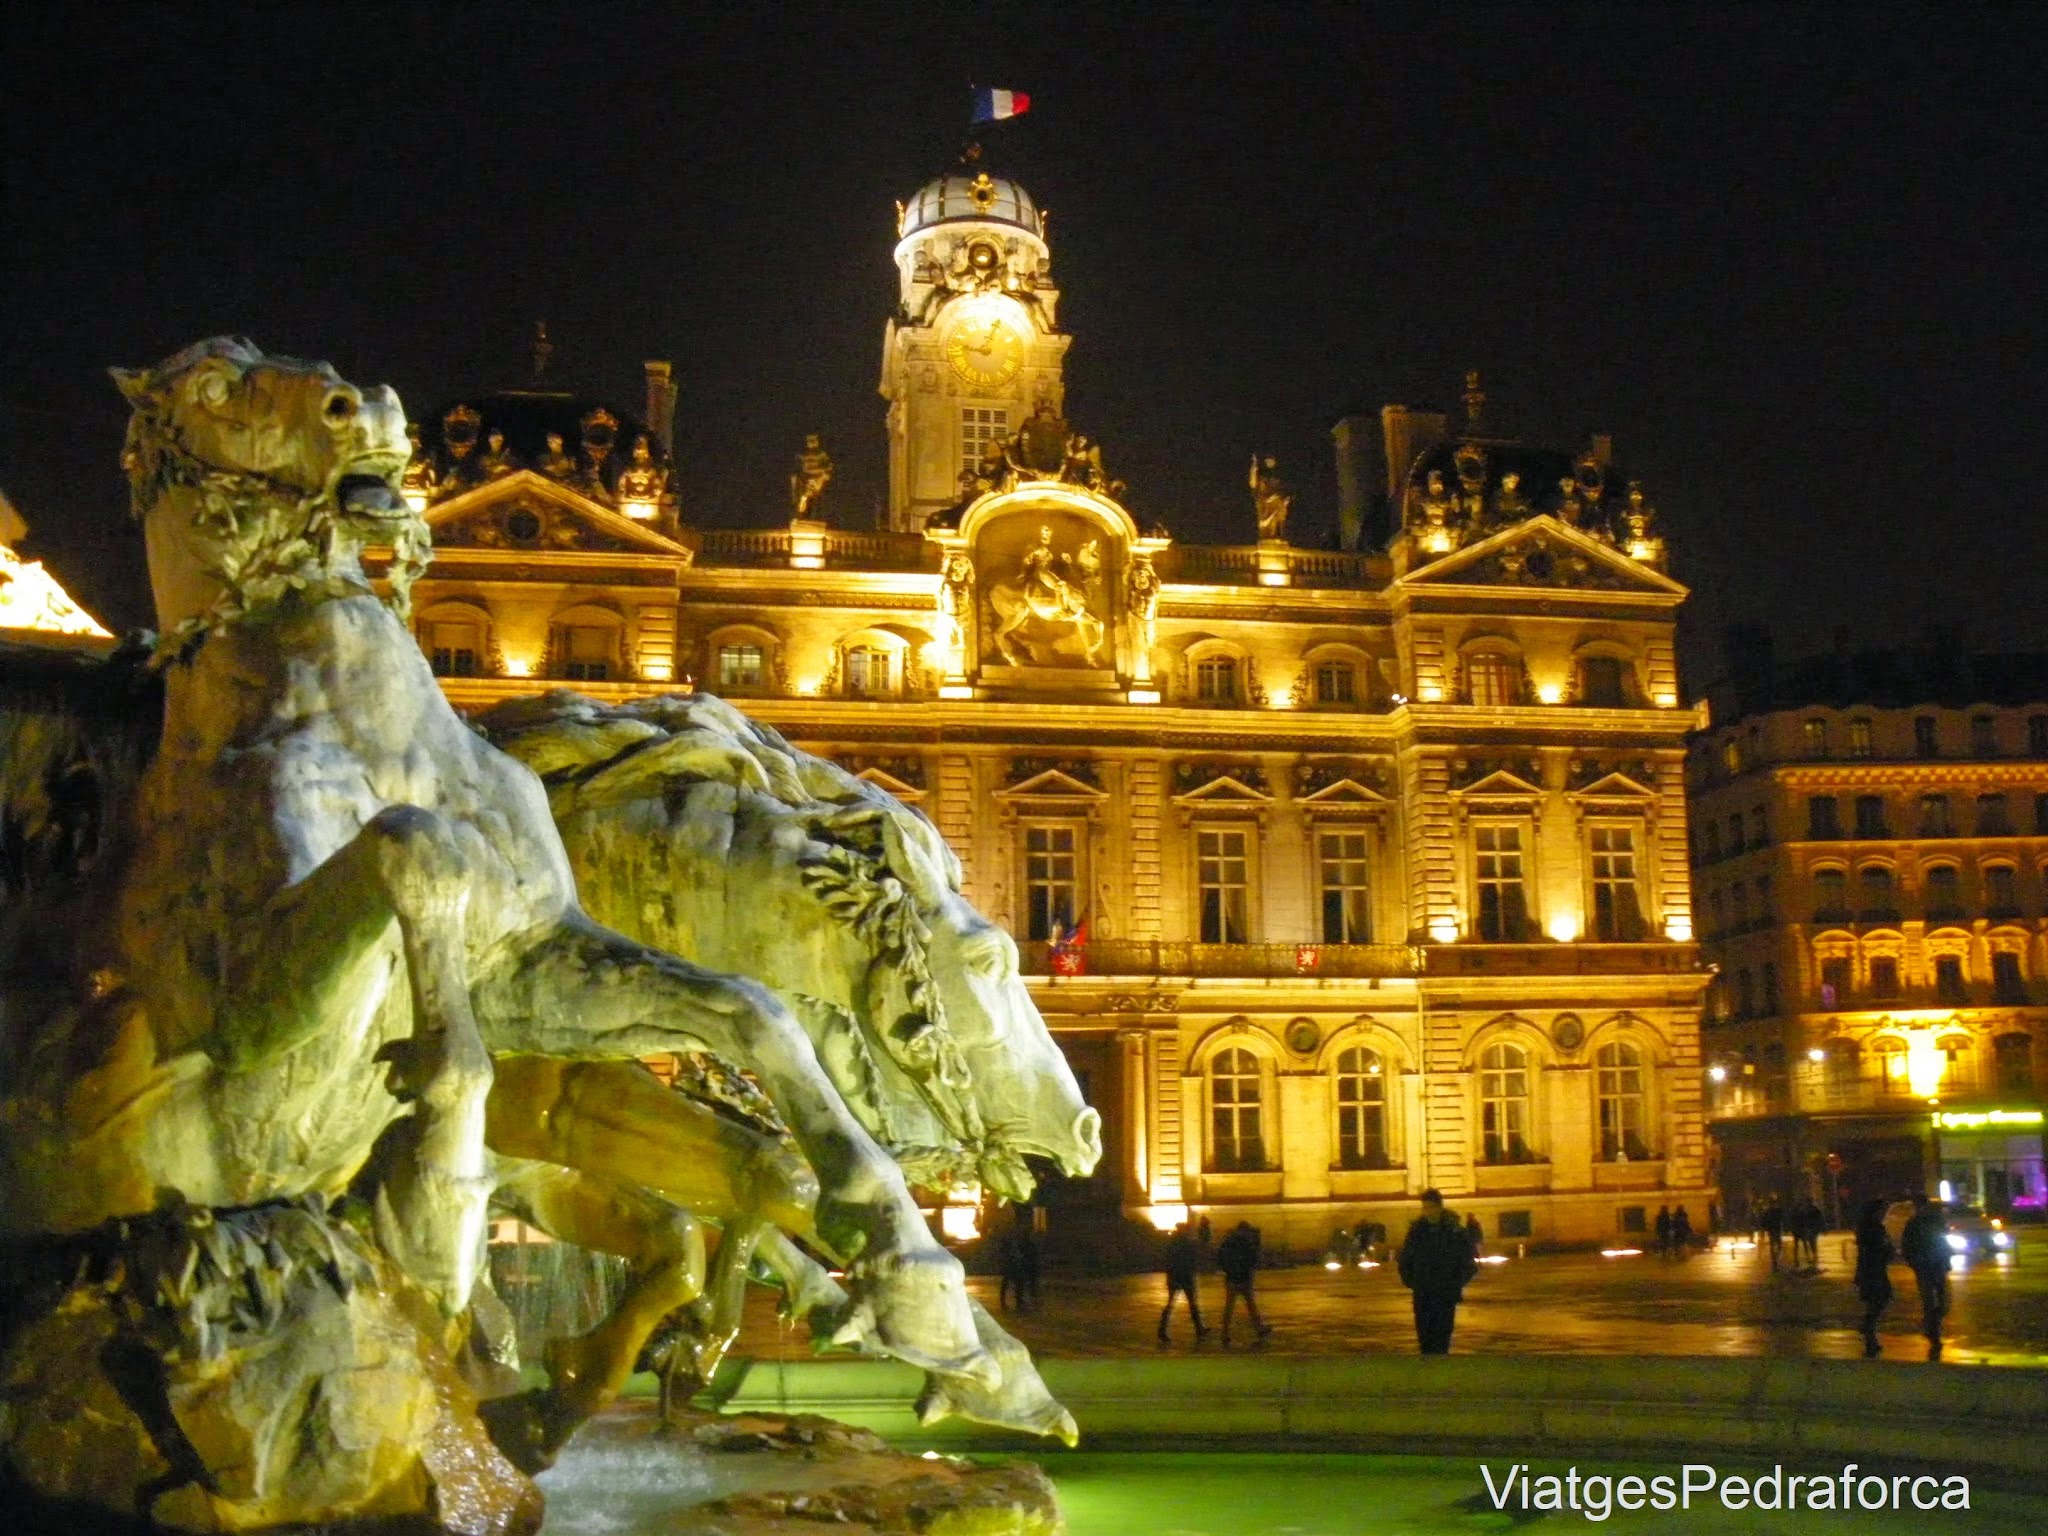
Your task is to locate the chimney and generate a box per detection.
[643,360,677,458]
[1331,414,1377,552]
[1379,403,1448,521]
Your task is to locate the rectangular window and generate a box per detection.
[1314,662,1355,705]
[1972,715,1998,757]
[1920,794,1952,837]
[1985,863,2019,914]
[1317,830,1373,943]
[845,646,893,697]
[1803,718,1829,758]
[1762,961,1780,1013]
[1498,1209,1533,1239]
[1756,875,1775,921]
[563,624,611,681]
[1474,822,1531,941]
[1196,827,1250,943]
[1578,655,1628,707]
[428,619,481,678]
[1992,951,2027,1004]
[1853,795,1888,838]
[1868,956,1900,999]
[717,643,763,689]
[1748,807,1768,847]
[1813,866,1847,919]
[1915,715,1939,757]
[959,406,1009,477]
[1467,653,1519,707]
[1848,719,1873,758]
[1195,656,1238,703]
[1828,966,1871,1014]
[1807,796,1841,839]
[2036,793,2048,835]
[1581,823,1646,946]
[2030,715,2048,756]
[1977,793,2011,836]
[1023,824,1080,943]
[1935,954,1966,1004]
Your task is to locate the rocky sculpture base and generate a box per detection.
[0,1198,541,1535]
[539,1403,1062,1536]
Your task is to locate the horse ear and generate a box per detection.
[880,811,948,911]
[110,367,153,405]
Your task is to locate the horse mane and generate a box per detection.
[479,691,1013,1190]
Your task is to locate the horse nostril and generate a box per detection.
[323,389,359,424]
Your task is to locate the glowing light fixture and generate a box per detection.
[1127,687,1161,704]
[1600,1247,1644,1258]
[1905,1028,1944,1099]
[503,655,534,678]
[1145,1203,1190,1232]
[1476,1254,1509,1265]
[1429,915,1462,944]
[618,497,659,522]
[1807,1047,1826,1064]
[1417,684,1445,703]
[939,684,975,700]
[939,1203,981,1242]
[1708,1064,1727,1083]
[1546,913,1580,943]
[1536,682,1565,705]
[1664,917,1694,942]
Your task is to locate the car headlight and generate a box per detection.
[1992,1232,2013,1248]
[1945,1233,1968,1251]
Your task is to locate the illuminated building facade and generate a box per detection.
[1690,641,2048,1219]
[392,160,1712,1254]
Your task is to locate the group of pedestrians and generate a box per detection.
[1651,1203,1695,1258]
[1158,1217,1273,1344]
[1853,1195,1953,1360]
[1753,1194,1826,1273]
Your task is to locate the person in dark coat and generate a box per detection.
[1398,1189,1479,1354]
[998,1208,1040,1314]
[1899,1197,1951,1360]
[1157,1221,1207,1342]
[1671,1204,1694,1258]
[1761,1196,1785,1271]
[1215,1220,1273,1343]
[1791,1200,1823,1271]
[1654,1204,1674,1259]
[1852,1197,1895,1358]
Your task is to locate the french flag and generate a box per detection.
[971,87,1031,126]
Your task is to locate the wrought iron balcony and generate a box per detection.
[1018,939,1419,978]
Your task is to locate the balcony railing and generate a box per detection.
[1707,1065,2042,1121]
[695,527,935,571]
[1019,939,1418,978]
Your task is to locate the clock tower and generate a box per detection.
[881,156,1070,531]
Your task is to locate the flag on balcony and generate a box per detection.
[1049,913,1089,976]
[971,87,1031,126]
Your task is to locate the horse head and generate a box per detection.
[111,337,421,652]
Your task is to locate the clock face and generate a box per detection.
[945,317,1026,390]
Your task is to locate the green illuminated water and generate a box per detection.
[539,1439,2048,1534]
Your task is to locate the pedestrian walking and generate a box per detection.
[1791,1199,1823,1271]
[1852,1197,1895,1358]
[1899,1196,1951,1361]
[1761,1196,1785,1272]
[1216,1220,1272,1344]
[998,1208,1040,1314]
[1157,1221,1207,1342]
[1654,1204,1674,1259]
[1397,1189,1478,1355]
[1671,1204,1694,1258]
[1464,1212,1484,1259]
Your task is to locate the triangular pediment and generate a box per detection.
[426,471,691,558]
[1296,776,1392,806]
[1449,757,1545,797]
[1170,774,1274,806]
[1568,769,1658,800]
[994,767,1108,801]
[1401,515,1685,596]
[848,765,928,801]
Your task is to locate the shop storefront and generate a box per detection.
[1933,1107,2046,1214]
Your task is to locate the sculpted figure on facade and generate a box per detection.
[1250,453,1293,542]
[0,340,1058,1524]
[400,420,441,504]
[1125,550,1161,660]
[790,432,834,517]
[1008,393,1068,479]
[989,523,1107,666]
[479,429,521,480]
[538,430,578,481]
[939,549,976,660]
[616,433,669,504]
[1495,467,1529,522]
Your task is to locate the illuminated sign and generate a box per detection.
[1933,1108,2045,1132]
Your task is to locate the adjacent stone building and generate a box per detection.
[1690,639,2048,1223]
[388,157,1712,1254]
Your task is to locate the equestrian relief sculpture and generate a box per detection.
[0,339,1090,1533]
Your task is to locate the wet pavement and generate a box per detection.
[732,1229,2048,1368]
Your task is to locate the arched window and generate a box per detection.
[1872,1037,1910,1095]
[1195,654,1240,704]
[1813,867,1847,921]
[1577,653,1631,708]
[550,605,624,682]
[1466,650,1522,707]
[1857,863,1896,918]
[1924,863,1962,919]
[717,642,764,690]
[1478,1042,1532,1164]
[1821,1038,1861,1101]
[1937,1034,1975,1094]
[1595,1041,1649,1161]
[1984,863,2020,915]
[845,644,895,697]
[1334,1047,1389,1169]
[1209,1047,1266,1171]
[1994,1032,2036,1095]
[1311,658,1357,706]
[418,604,489,678]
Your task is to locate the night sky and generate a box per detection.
[5,3,2043,686]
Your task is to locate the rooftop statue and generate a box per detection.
[790,432,834,518]
[1250,453,1293,542]
[0,339,1007,1524]
[537,429,579,481]
[616,432,669,504]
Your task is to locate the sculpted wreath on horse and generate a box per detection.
[0,338,1090,1467]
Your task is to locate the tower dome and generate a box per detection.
[900,166,1041,238]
